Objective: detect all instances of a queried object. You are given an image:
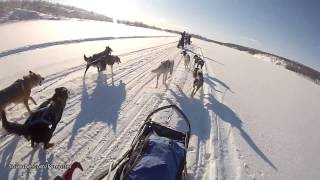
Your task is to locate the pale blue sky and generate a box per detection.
[51,0,320,70]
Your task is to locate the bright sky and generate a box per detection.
[50,0,320,70]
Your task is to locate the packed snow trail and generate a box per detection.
[0,35,174,58]
[0,37,184,179]
[0,35,227,179]
[1,21,320,180]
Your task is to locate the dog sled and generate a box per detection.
[94,104,191,180]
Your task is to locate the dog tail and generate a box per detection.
[84,54,89,62]
[151,67,160,73]
[1,110,28,136]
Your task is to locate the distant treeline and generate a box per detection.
[220,43,320,85]
[0,0,113,22]
[116,20,181,35]
[1,1,319,85]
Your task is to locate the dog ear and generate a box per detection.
[29,70,34,74]
[56,87,68,93]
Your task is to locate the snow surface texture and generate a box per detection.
[0,20,320,180]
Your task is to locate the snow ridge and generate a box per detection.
[0,35,174,59]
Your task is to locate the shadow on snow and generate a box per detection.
[68,73,126,148]
[169,74,276,170]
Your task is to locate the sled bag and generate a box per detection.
[125,132,186,180]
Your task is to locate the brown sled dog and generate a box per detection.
[0,71,44,113]
[1,87,69,149]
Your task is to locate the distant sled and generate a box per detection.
[94,104,191,180]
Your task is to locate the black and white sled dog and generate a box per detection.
[84,54,121,77]
[193,54,205,69]
[83,46,121,76]
[151,60,174,88]
[1,87,69,149]
[191,68,204,97]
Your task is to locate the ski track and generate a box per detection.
[0,43,175,147]
[0,38,238,180]
[0,40,189,179]
[0,36,174,59]
[0,43,173,146]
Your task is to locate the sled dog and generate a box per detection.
[152,60,174,88]
[0,71,44,113]
[1,87,69,149]
[193,55,205,69]
[84,55,121,77]
[183,52,190,69]
[83,46,113,76]
[193,67,200,78]
[191,69,204,97]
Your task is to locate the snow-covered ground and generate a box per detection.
[0,20,320,180]
[0,20,172,52]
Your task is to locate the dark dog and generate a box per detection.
[1,87,69,149]
[85,46,112,62]
[193,55,204,69]
[83,46,113,76]
[191,70,204,97]
[84,55,121,77]
[193,67,200,78]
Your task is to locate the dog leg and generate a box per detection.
[162,74,165,85]
[156,75,159,88]
[111,65,113,75]
[29,96,37,105]
[193,86,201,97]
[191,88,195,97]
[24,99,32,113]
[84,65,90,76]
[31,140,35,148]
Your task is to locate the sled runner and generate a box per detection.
[95,104,191,180]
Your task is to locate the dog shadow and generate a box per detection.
[205,76,234,94]
[0,136,20,179]
[34,149,54,180]
[68,73,126,148]
[24,148,37,180]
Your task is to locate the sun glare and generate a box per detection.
[76,0,142,22]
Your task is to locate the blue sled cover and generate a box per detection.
[125,133,186,180]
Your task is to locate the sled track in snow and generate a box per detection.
[0,42,175,146]
[0,36,175,59]
[0,41,188,179]
[86,49,185,179]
